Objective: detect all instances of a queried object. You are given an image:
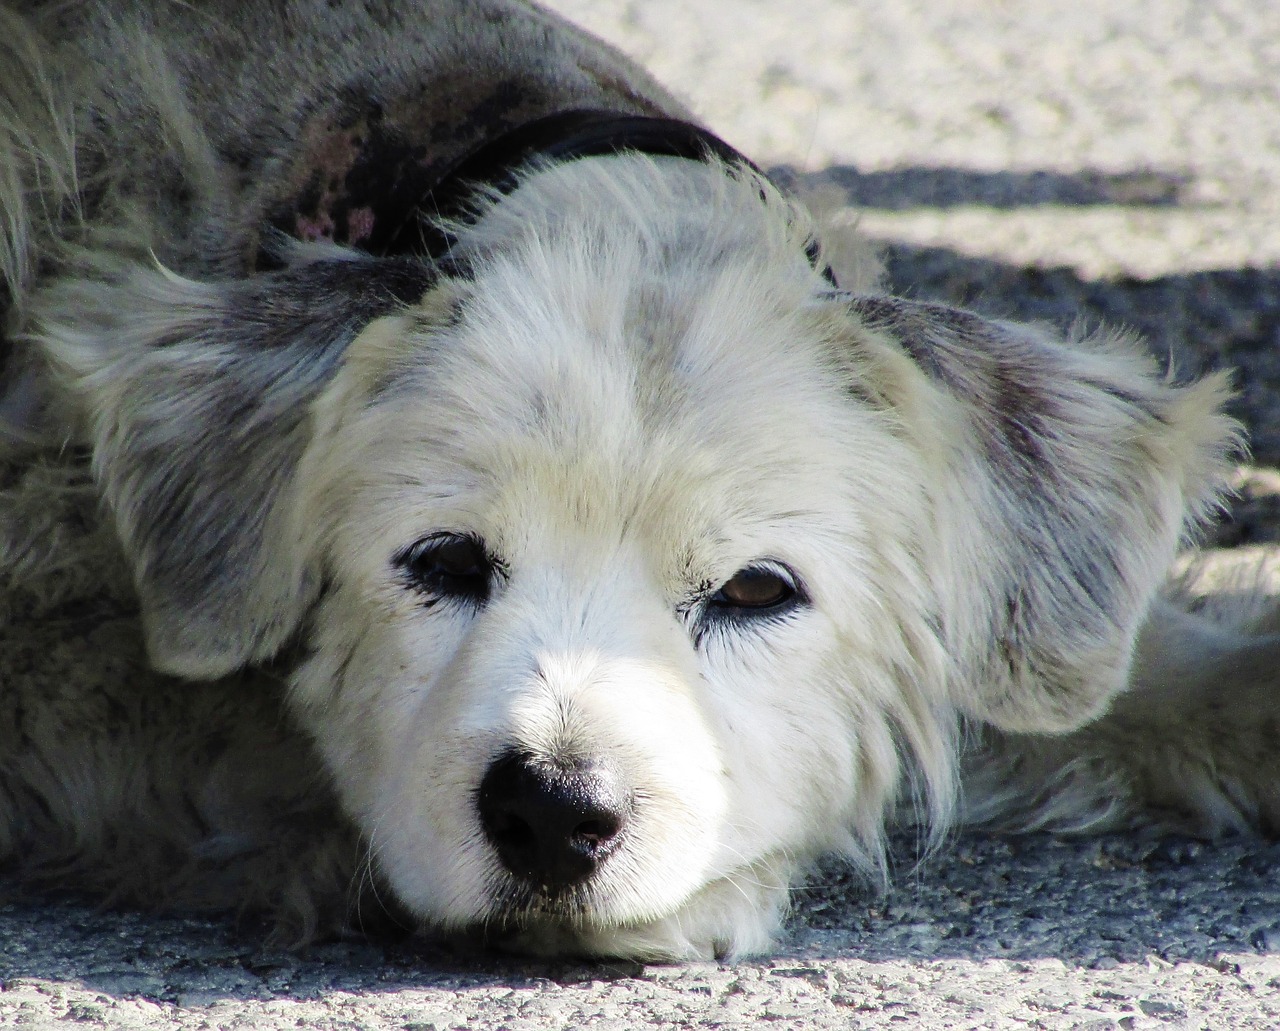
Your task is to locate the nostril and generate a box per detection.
[477,751,630,893]
[573,815,620,846]
[484,807,536,852]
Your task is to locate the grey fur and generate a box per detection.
[849,295,1230,732]
[42,252,437,675]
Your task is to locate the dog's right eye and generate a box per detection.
[397,533,494,607]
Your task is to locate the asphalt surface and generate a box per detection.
[4,0,1280,1027]
[4,834,1280,1028]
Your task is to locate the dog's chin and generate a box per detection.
[420,857,796,963]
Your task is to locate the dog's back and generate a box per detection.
[1,0,686,296]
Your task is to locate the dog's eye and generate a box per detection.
[397,533,495,606]
[707,563,804,617]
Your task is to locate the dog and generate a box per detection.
[1,0,1276,961]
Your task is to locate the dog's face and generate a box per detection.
[39,157,1234,958]
[285,237,943,957]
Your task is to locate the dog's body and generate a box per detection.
[1,0,1277,960]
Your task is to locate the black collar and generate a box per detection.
[386,108,836,285]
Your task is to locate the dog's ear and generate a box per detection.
[38,252,435,678]
[841,295,1238,733]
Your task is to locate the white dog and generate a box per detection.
[0,0,1275,960]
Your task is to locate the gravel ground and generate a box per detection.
[4,834,1280,1028]
[4,0,1280,1027]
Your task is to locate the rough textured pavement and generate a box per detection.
[4,833,1280,1028]
[4,0,1280,1027]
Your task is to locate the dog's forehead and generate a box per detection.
[340,254,872,561]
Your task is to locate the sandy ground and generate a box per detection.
[4,0,1280,1027]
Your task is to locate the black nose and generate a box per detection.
[477,751,630,893]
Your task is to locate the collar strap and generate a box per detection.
[389,108,835,285]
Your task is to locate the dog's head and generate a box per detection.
[38,157,1236,958]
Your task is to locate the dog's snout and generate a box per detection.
[478,752,630,892]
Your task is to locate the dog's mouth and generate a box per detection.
[470,879,668,961]
[487,878,600,923]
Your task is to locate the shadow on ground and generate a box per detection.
[809,165,1190,211]
[789,832,1280,965]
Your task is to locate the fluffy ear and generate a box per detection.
[843,295,1239,733]
[37,251,435,678]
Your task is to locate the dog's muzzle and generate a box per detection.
[478,751,631,894]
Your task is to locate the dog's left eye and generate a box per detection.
[397,533,496,607]
[706,563,805,618]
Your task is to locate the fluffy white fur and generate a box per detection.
[1,0,1275,961]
